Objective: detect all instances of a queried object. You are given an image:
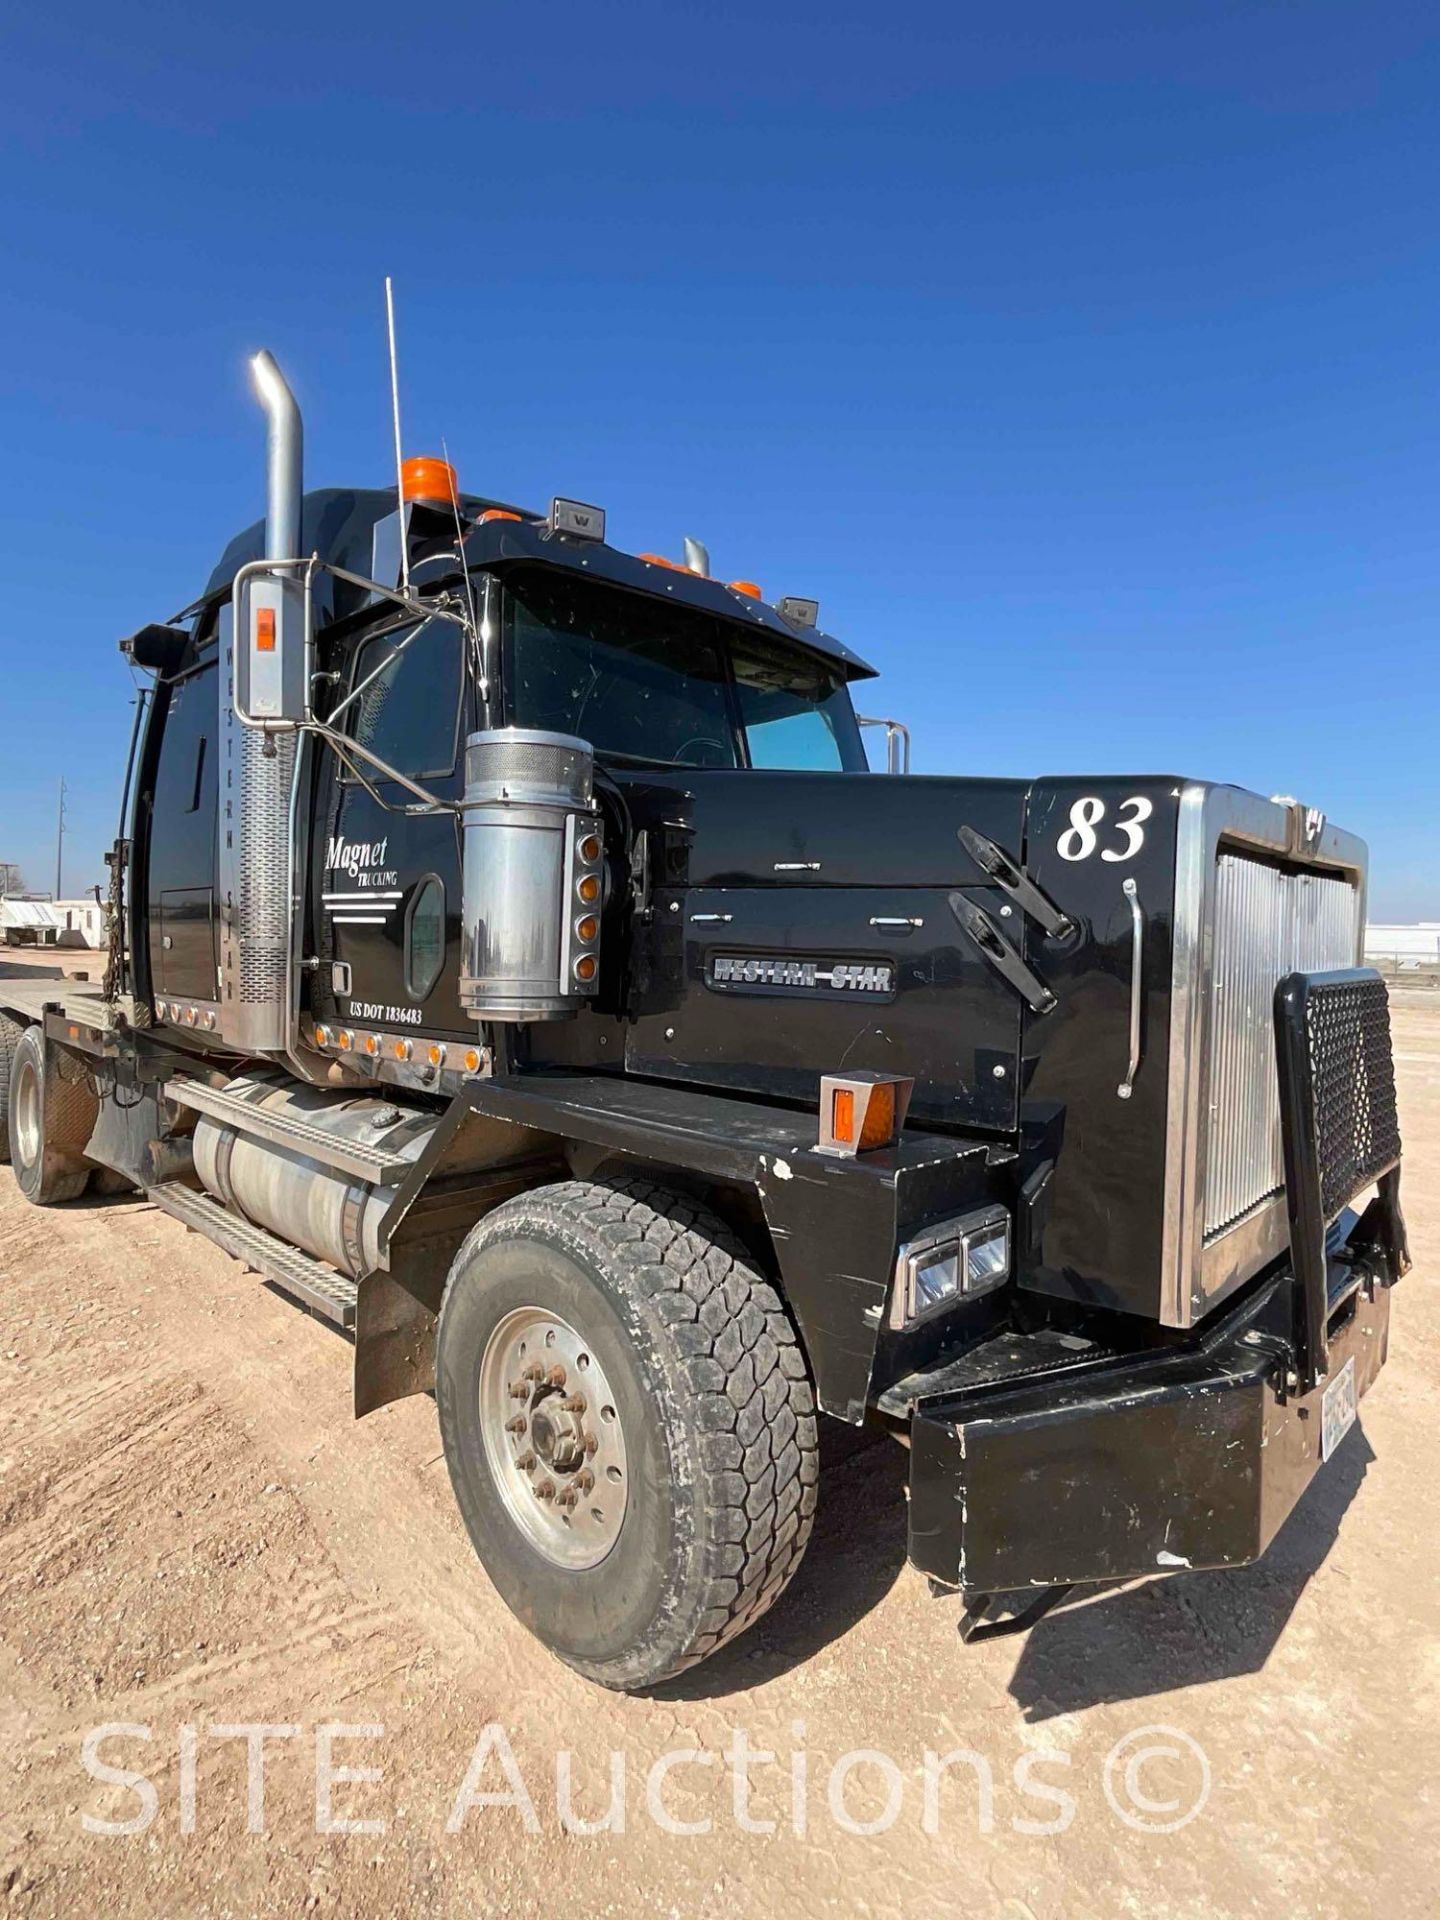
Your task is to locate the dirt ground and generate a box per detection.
[1,959,1436,1919]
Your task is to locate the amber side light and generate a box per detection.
[831,1087,856,1144]
[480,508,522,523]
[577,872,601,904]
[401,456,459,505]
[578,833,602,864]
[728,579,762,599]
[574,954,598,983]
[858,1082,897,1150]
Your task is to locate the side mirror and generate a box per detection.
[233,562,312,728]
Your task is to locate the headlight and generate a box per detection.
[891,1206,1011,1328]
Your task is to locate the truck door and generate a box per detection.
[146,657,219,1004]
[309,613,473,1040]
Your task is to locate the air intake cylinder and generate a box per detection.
[459,729,604,1022]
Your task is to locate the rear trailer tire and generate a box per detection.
[435,1176,819,1690]
[0,1012,22,1165]
[7,1026,96,1205]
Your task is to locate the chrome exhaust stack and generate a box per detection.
[215,351,305,1054]
[249,350,303,561]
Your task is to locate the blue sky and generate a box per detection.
[2,1,1436,916]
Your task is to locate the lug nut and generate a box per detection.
[535,1480,556,1502]
[583,1433,599,1456]
[574,1470,594,1494]
[505,1415,527,1435]
[546,1364,567,1388]
[523,1363,545,1383]
[508,1381,530,1399]
[556,1488,579,1510]
[514,1450,535,1471]
[558,1394,586,1414]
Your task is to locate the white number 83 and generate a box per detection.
[1057,794,1153,863]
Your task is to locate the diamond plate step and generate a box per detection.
[164,1077,419,1184]
[147,1181,359,1328]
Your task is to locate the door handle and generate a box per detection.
[868,916,924,930]
[1116,877,1144,1100]
[689,912,733,925]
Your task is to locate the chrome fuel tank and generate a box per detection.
[192,1076,434,1276]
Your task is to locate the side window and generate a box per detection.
[345,616,463,782]
[405,875,446,1000]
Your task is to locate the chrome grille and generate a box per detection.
[1202,856,1362,1242]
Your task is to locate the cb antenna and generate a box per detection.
[384,275,409,592]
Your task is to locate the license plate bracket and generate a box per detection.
[1321,1354,1358,1462]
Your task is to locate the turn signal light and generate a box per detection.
[817,1071,913,1158]
[401,456,458,505]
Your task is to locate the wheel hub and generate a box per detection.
[478,1307,629,1570]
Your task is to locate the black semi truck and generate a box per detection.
[0,352,1409,1688]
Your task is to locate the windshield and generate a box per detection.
[502,566,866,772]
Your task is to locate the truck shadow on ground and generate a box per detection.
[1004,1424,1377,1722]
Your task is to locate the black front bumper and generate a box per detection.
[906,1261,1395,1594]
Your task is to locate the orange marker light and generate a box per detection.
[576,914,599,944]
[336,1030,352,1051]
[574,953,598,983]
[578,834,601,864]
[255,607,276,652]
[480,508,522,523]
[831,1086,856,1145]
[401,456,459,505]
[728,580,762,599]
[462,1048,481,1073]
[363,1034,378,1056]
[392,1039,411,1061]
[858,1082,897,1150]
[577,872,600,905]
[638,552,687,572]
[427,1043,446,1067]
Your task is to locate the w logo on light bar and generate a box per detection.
[324,890,402,926]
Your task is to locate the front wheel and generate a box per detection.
[435,1177,819,1690]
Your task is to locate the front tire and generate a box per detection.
[436,1176,819,1690]
[7,1026,96,1205]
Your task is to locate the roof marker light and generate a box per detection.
[401,456,458,505]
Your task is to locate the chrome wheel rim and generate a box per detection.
[478,1306,629,1570]
[14,1058,40,1169]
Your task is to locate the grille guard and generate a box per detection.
[1275,967,1409,1388]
